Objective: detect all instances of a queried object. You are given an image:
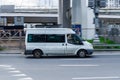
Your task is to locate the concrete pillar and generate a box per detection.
[0,17,7,26]
[83,0,95,39]
[81,0,88,39]
[72,0,82,37]
[3,17,7,26]
[58,0,71,28]
[14,16,24,26]
[72,0,81,25]
[72,0,95,39]
[0,17,2,25]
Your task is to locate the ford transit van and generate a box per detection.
[24,28,93,58]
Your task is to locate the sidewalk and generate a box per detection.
[0,49,23,54]
[0,49,120,54]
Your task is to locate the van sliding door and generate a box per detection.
[45,34,65,54]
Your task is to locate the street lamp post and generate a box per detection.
[94,0,99,35]
[88,0,106,43]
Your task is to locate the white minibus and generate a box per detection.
[24,28,93,58]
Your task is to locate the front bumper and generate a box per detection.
[86,49,94,56]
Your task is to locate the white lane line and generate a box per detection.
[72,76,120,80]
[18,77,33,80]
[60,59,93,61]
[5,67,16,70]
[12,74,27,77]
[94,53,120,55]
[0,65,33,80]
[59,64,99,67]
[9,70,21,73]
[0,65,12,68]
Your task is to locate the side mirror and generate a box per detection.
[79,41,83,45]
[76,41,83,45]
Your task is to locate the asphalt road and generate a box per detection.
[0,51,120,80]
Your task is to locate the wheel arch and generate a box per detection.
[76,49,88,55]
[32,49,44,55]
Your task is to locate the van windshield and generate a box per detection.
[67,34,83,45]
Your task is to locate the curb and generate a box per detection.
[0,50,23,54]
[0,50,120,54]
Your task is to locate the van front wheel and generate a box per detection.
[33,50,43,58]
[77,50,86,58]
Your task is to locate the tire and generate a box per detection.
[77,50,86,58]
[33,50,43,58]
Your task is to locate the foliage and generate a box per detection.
[87,40,93,43]
[87,37,120,49]
[86,37,115,44]
[0,46,5,51]
[99,36,115,44]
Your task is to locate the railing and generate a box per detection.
[0,29,25,49]
[15,8,58,14]
[15,6,58,9]
[93,44,120,51]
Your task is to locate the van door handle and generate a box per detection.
[62,43,67,46]
[65,43,67,46]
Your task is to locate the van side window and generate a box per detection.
[28,34,45,42]
[28,34,33,42]
[46,34,65,43]
[28,34,65,43]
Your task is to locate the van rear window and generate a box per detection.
[28,34,45,42]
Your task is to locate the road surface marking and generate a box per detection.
[12,74,27,77]
[9,70,21,73]
[60,59,93,61]
[0,64,33,80]
[0,65,12,68]
[18,77,33,80]
[94,53,120,55]
[5,67,16,70]
[59,64,99,67]
[72,76,120,80]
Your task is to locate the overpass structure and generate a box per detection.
[99,8,120,23]
[0,12,58,24]
[99,0,120,25]
[0,0,120,40]
[0,7,58,25]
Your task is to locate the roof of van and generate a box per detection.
[26,28,75,34]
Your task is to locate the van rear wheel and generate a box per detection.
[33,50,42,58]
[77,50,86,58]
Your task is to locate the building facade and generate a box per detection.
[0,0,120,41]
[99,0,120,43]
[73,0,120,40]
[106,0,120,8]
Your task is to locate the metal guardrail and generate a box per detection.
[93,44,120,51]
[0,29,25,49]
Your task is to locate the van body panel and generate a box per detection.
[45,43,65,54]
[65,43,83,54]
[24,28,94,57]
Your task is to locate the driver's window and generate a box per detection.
[67,34,83,45]
[67,34,74,44]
